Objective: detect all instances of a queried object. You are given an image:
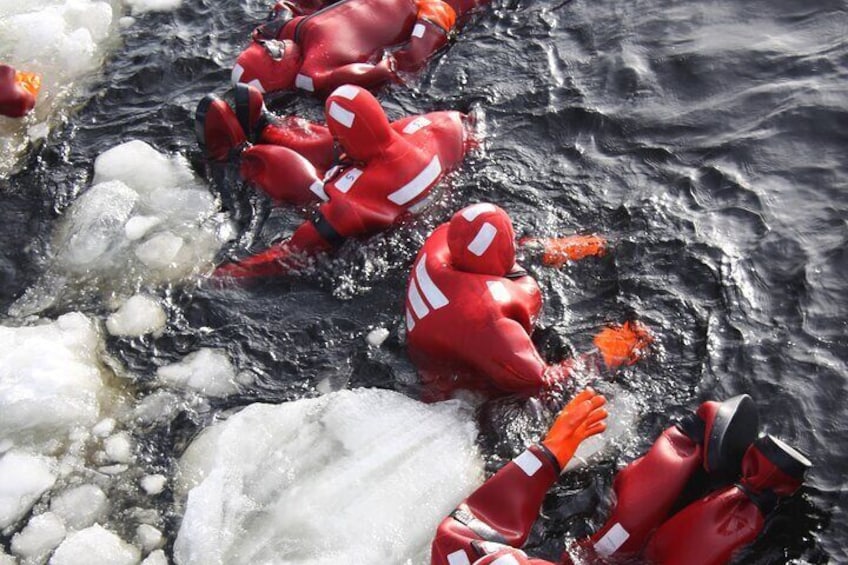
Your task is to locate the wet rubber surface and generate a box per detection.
[1,0,846,561]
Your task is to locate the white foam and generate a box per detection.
[174,389,483,564]
[106,294,167,337]
[50,484,109,531]
[0,451,57,530]
[11,511,66,561]
[9,141,234,317]
[0,0,120,176]
[50,524,140,565]
[157,349,240,398]
[0,313,105,450]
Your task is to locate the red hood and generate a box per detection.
[233,39,302,94]
[448,203,516,276]
[324,85,395,162]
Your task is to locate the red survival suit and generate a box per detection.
[214,83,470,276]
[430,396,812,565]
[0,65,40,118]
[405,203,650,401]
[233,0,485,96]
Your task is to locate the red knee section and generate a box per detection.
[580,395,759,559]
[644,435,811,565]
[259,115,334,170]
[583,425,702,559]
[240,145,323,205]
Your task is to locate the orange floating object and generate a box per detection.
[593,320,653,369]
[15,70,41,98]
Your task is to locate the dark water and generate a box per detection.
[1,0,846,562]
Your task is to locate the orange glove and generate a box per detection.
[416,0,457,32]
[542,388,608,468]
[15,70,41,98]
[520,235,607,267]
[593,320,653,370]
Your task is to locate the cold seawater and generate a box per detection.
[1,0,846,563]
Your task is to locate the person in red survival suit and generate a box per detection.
[212,83,471,277]
[231,0,484,96]
[404,202,653,401]
[0,65,41,118]
[431,393,812,565]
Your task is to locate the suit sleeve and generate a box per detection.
[431,445,560,565]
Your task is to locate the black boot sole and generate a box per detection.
[706,394,760,477]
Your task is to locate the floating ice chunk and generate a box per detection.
[136,524,164,553]
[56,181,139,272]
[125,216,162,241]
[134,232,185,269]
[92,418,116,438]
[106,294,167,337]
[50,485,108,531]
[366,327,390,347]
[11,512,66,561]
[94,140,196,196]
[141,550,167,565]
[50,524,140,565]
[157,349,239,398]
[175,389,482,564]
[0,451,57,531]
[0,552,14,565]
[140,475,166,496]
[0,313,105,449]
[124,0,183,15]
[104,432,134,464]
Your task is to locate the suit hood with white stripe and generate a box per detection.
[233,39,302,94]
[325,85,395,162]
[447,203,516,276]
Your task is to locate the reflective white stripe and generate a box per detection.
[334,168,363,193]
[478,542,528,558]
[513,450,543,477]
[487,280,510,303]
[247,78,265,93]
[412,22,426,38]
[415,256,449,309]
[405,309,416,332]
[309,180,328,201]
[331,85,360,100]
[461,203,496,221]
[491,555,520,565]
[295,73,314,91]
[594,523,630,557]
[231,63,245,84]
[329,101,355,128]
[387,155,442,205]
[402,116,431,135]
[446,550,470,565]
[407,279,430,319]
[467,222,497,256]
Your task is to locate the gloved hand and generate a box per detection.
[520,235,607,267]
[542,388,608,468]
[0,65,40,118]
[593,320,653,370]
